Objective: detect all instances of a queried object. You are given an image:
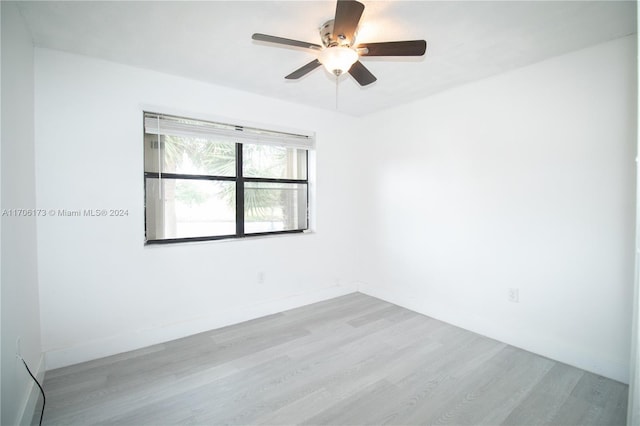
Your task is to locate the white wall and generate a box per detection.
[359,35,637,383]
[1,2,44,424]
[34,48,363,369]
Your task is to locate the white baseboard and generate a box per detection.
[17,354,45,426]
[45,284,357,370]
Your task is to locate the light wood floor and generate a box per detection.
[40,293,628,425]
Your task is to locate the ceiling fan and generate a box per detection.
[252,0,427,86]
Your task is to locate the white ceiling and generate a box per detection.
[16,0,637,116]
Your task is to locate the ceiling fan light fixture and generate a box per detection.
[252,0,426,86]
[318,46,358,76]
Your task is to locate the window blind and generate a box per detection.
[144,113,315,150]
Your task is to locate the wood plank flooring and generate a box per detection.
[40,293,628,425]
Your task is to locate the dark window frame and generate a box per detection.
[144,122,310,245]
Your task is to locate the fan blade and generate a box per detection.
[348,60,376,86]
[333,0,364,44]
[285,59,322,80]
[358,40,427,57]
[252,33,321,50]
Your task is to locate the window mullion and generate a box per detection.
[236,143,244,237]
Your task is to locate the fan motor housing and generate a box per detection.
[320,19,355,47]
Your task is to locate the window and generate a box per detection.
[143,112,313,244]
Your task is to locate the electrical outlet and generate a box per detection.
[257,272,265,284]
[508,288,520,303]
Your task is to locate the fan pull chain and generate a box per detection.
[335,74,339,110]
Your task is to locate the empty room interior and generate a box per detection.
[2,0,640,425]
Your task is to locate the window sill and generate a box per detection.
[143,229,315,247]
